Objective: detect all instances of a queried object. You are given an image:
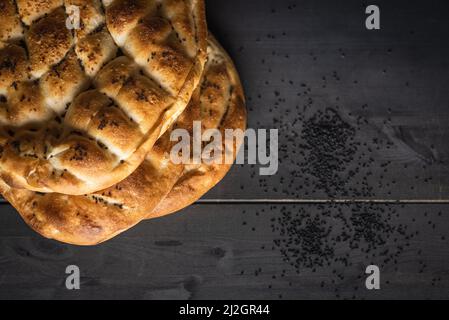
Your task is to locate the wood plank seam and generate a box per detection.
[3,198,449,205]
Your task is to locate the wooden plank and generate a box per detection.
[1,0,449,301]
[1,0,448,202]
[202,0,449,200]
[1,203,449,299]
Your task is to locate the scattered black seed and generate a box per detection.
[299,108,357,197]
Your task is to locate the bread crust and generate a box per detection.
[0,36,246,245]
[0,0,207,195]
[149,36,247,219]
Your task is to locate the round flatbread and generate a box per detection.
[0,36,246,245]
[0,0,207,195]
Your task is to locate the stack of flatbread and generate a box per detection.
[0,0,246,245]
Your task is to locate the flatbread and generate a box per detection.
[0,36,246,245]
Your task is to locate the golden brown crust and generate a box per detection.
[150,36,247,218]
[16,0,63,26]
[26,7,74,79]
[65,0,105,41]
[0,44,29,96]
[75,27,118,77]
[0,158,184,245]
[0,36,245,245]
[0,0,24,43]
[0,0,208,195]
[40,50,89,113]
[0,101,189,245]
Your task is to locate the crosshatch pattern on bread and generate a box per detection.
[0,0,207,195]
[0,37,247,245]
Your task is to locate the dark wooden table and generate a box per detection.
[1,0,449,299]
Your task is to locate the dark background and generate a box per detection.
[1,0,449,299]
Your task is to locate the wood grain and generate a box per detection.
[1,0,449,300]
[204,0,449,200]
[1,203,449,299]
